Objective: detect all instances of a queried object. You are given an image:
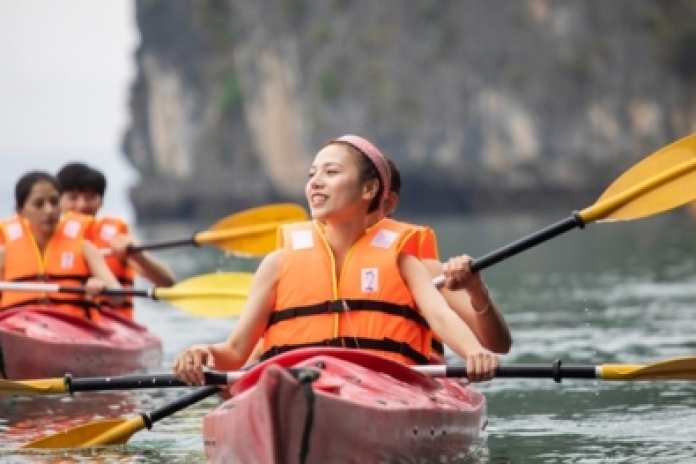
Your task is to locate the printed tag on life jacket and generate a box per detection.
[291,230,313,250]
[62,220,81,238]
[361,268,379,293]
[370,229,398,249]
[60,251,74,269]
[100,224,118,242]
[5,222,23,241]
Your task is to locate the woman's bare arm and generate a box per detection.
[400,254,498,381]
[82,240,123,306]
[173,250,282,384]
[423,258,512,354]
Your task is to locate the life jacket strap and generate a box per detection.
[9,274,90,284]
[260,337,430,365]
[431,338,445,356]
[268,299,429,329]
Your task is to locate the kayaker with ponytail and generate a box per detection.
[0,171,123,319]
[379,159,513,359]
[174,135,499,384]
[56,163,176,320]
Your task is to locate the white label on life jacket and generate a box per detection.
[361,268,378,293]
[100,224,118,241]
[371,229,398,249]
[63,220,81,238]
[291,230,313,250]
[61,251,74,269]
[6,222,23,241]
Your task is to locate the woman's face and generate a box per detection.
[18,181,61,236]
[306,144,376,221]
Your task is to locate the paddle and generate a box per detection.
[104,203,308,257]
[6,356,696,398]
[0,272,253,318]
[21,385,221,449]
[433,133,696,285]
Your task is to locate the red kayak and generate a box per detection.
[0,306,162,380]
[204,347,486,463]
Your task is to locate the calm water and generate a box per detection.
[2,210,696,463]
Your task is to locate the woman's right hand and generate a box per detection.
[84,277,106,298]
[464,349,499,383]
[173,344,216,385]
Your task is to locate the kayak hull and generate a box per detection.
[0,306,162,379]
[204,348,486,464]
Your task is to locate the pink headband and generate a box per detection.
[333,134,391,202]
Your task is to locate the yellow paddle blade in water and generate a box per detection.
[600,357,696,381]
[581,134,696,223]
[0,378,67,396]
[154,272,252,317]
[21,418,142,448]
[196,203,308,256]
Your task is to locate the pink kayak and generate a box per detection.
[0,306,162,380]
[204,347,486,463]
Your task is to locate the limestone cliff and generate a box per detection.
[123,0,696,222]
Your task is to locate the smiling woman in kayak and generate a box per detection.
[174,135,499,383]
[0,171,123,320]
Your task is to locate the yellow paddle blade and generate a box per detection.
[0,378,66,396]
[581,134,696,223]
[21,418,140,448]
[154,272,252,318]
[600,357,696,381]
[196,203,308,256]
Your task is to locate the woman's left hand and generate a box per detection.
[109,233,138,260]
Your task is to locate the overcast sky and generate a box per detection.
[0,0,138,219]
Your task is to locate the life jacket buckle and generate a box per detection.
[326,300,344,313]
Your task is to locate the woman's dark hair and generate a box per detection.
[387,158,401,195]
[56,162,107,196]
[331,141,384,213]
[15,171,62,209]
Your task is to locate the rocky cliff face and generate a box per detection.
[123,0,696,222]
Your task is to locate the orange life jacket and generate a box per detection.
[0,215,98,319]
[86,216,136,320]
[393,221,445,356]
[280,219,446,356]
[418,226,439,261]
[415,225,445,355]
[262,219,432,365]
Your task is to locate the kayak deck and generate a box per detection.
[204,347,486,463]
[0,306,162,379]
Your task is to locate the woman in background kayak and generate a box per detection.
[56,162,176,320]
[381,159,513,358]
[0,171,123,320]
[174,135,499,383]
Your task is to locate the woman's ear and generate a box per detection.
[362,178,380,202]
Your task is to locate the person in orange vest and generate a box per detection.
[0,171,123,319]
[56,163,176,320]
[173,135,499,384]
[380,159,512,359]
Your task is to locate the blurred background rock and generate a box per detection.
[2,0,696,223]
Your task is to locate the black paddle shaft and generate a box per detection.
[144,385,222,428]
[55,286,153,299]
[470,213,584,273]
[445,361,597,383]
[128,236,199,253]
[65,372,229,394]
